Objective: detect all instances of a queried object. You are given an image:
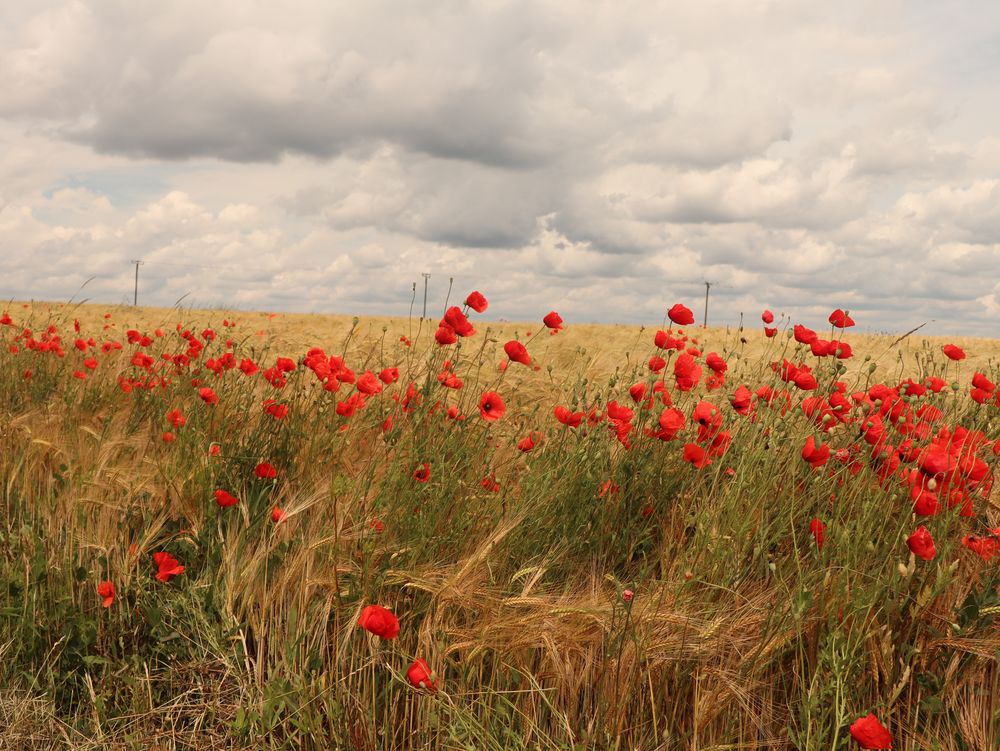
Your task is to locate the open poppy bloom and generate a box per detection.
[358,605,400,640]
[479,391,506,421]
[153,552,184,582]
[97,580,115,608]
[406,658,438,691]
[413,463,431,483]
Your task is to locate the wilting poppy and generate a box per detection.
[479,391,506,421]
[465,290,488,313]
[668,303,695,326]
[407,658,438,691]
[358,605,400,640]
[153,552,184,582]
[906,526,936,560]
[97,580,115,608]
[849,713,892,749]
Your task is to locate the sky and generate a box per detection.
[2,0,1000,335]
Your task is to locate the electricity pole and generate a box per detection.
[421,273,431,319]
[131,260,143,306]
[703,281,711,328]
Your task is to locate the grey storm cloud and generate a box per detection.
[2,0,1000,334]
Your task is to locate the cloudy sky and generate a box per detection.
[2,1,1000,334]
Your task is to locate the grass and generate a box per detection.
[0,298,998,750]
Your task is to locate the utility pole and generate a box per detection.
[703,281,711,328]
[421,273,431,319]
[131,260,143,306]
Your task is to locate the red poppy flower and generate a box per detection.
[413,463,431,483]
[214,489,239,508]
[97,580,115,608]
[849,713,892,749]
[443,306,475,337]
[906,526,936,560]
[628,382,647,402]
[479,391,506,421]
[809,518,825,549]
[705,352,727,374]
[682,442,710,468]
[153,551,184,582]
[764,326,777,338]
[730,385,753,415]
[271,507,286,523]
[504,340,531,366]
[358,605,400,640]
[793,325,818,345]
[198,387,218,405]
[517,432,541,452]
[648,355,666,373]
[209,443,221,456]
[465,290,488,313]
[828,309,855,328]
[761,310,774,324]
[542,311,563,330]
[166,408,186,428]
[674,353,702,392]
[357,370,383,395]
[668,303,695,326]
[554,405,584,428]
[379,367,399,384]
[943,344,966,361]
[802,436,830,468]
[435,324,458,345]
[406,658,437,691]
[961,530,999,561]
[255,462,278,479]
[162,431,175,443]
